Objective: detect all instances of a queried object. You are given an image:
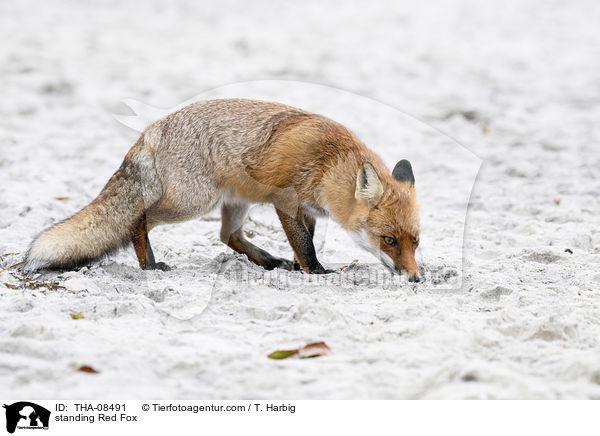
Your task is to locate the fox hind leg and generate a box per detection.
[220,202,293,270]
[133,215,170,271]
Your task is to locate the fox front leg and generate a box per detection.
[276,209,331,274]
[292,212,316,271]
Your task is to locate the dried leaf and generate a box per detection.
[267,349,299,359]
[70,312,84,320]
[76,365,99,374]
[55,196,71,201]
[298,341,330,358]
[4,283,19,289]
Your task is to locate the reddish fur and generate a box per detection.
[240,113,420,276]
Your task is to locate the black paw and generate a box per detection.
[151,262,171,271]
[308,265,335,274]
[274,258,295,271]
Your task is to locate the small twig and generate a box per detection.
[0,262,24,274]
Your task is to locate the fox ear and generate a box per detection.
[392,159,415,185]
[355,162,383,206]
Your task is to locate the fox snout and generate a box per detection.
[391,255,420,282]
[376,231,420,283]
[382,250,420,282]
[399,244,420,282]
[408,272,420,282]
[353,229,421,282]
[402,267,420,283]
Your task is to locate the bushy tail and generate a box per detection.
[24,139,162,271]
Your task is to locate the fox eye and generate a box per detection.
[413,236,419,246]
[382,236,397,246]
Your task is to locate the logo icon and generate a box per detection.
[3,402,50,434]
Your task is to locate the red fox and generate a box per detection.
[24,99,420,281]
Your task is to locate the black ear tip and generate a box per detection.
[392,160,415,184]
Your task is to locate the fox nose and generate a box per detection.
[408,274,420,283]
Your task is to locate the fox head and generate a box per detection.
[350,159,420,281]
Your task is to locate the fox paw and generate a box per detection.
[151,262,171,271]
[274,259,295,271]
[309,265,335,274]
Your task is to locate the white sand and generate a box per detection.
[1,0,599,399]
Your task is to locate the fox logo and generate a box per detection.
[24,99,420,281]
[3,402,51,433]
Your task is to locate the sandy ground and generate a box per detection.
[1,0,599,399]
